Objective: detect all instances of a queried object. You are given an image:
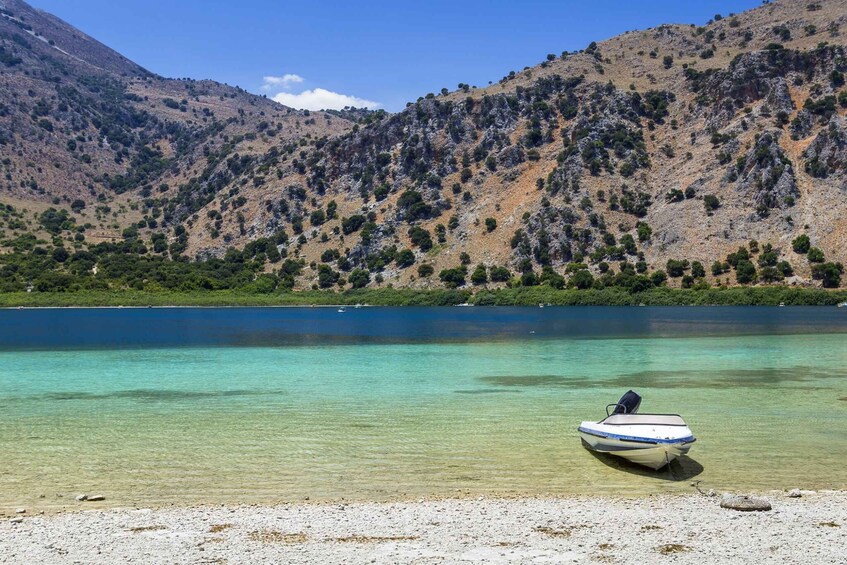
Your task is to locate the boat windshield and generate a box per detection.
[601,414,687,426]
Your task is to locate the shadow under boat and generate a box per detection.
[582,440,704,481]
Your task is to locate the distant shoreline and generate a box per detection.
[1,286,846,308]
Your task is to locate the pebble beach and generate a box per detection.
[2,491,846,564]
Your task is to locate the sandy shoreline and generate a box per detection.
[2,491,845,564]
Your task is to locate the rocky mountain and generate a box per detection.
[0,0,353,237]
[1,0,846,293]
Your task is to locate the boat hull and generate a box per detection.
[578,425,695,470]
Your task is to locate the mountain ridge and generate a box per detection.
[1,0,846,294]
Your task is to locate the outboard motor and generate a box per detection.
[613,390,641,415]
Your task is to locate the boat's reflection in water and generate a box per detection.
[584,447,705,482]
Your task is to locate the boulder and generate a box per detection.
[803,115,847,178]
[788,488,802,498]
[86,495,106,502]
[733,130,798,213]
[720,494,772,511]
[496,145,525,169]
[761,78,795,117]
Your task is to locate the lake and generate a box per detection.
[1,306,846,511]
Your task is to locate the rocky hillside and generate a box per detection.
[1,0,846,293]
[0,0,353,239]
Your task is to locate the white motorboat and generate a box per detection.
[578,390,696,470]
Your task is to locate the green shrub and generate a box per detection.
[636,222,652,242]
[51,247,69,263]
[759,267,784,283]
[792,234,811,254]
[38,208,72,234]
[777,261,793,276]
[570,270,594,289]
[310,209,326,226]
[489,266,511,282]
[317,264,340,288]
[811,262,843,288]
[348,268,370,289]
[807,247,825,263]
[666,259,689,278]
[471,265,488,285]
[341,215,366,235]
[736,259,757,284]
[439,266,467,288]
[703,194,720,212]
[396,249,415,268]
[409,226,433,251]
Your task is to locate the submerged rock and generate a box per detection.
[720,494,772,512]
[86,495,106,502]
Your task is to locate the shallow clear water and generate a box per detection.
[1,306,846,511]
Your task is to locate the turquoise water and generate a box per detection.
[1,307,846,511]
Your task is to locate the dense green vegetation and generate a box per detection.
[1,286,845,308]
[468,286,847,306]
[0,289,473,307]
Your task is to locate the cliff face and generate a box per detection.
[2,0,847,291]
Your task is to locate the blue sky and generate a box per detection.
[33,0,763,111]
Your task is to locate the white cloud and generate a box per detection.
[271,88,381,111]
[261,74,304,90]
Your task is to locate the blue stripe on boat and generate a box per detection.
[578,426,696,445]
